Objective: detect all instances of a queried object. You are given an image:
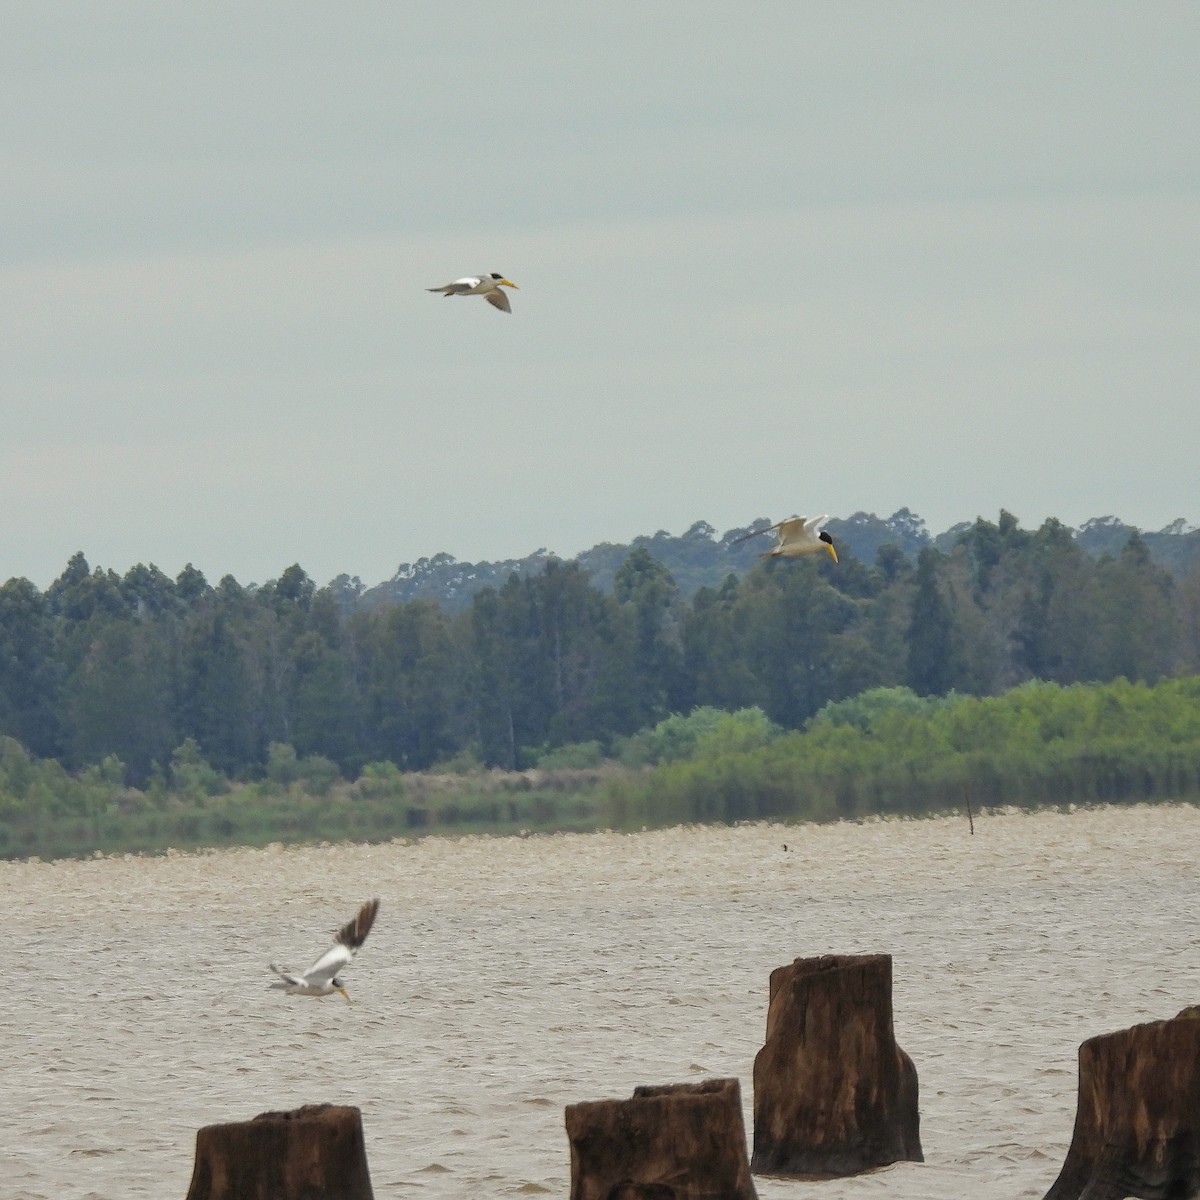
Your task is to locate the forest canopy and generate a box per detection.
[1,511,1199,788]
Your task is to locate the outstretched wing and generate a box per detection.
[729,521,780,546]
[301,898,380,986]
[485,289,512,313]
[301,944,352,987]
[775,517,809,544]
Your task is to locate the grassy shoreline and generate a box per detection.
[0,762,623,861]
[4,677,1200,861]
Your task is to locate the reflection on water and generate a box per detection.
[3,804,1198,1199]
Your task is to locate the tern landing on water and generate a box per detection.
[268,898,380,1003]
[426,273,520,313]
[731,515,838,562]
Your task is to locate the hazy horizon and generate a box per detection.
[9,504,1195,592]
[5,6,1198,588]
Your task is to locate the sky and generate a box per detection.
[4,3,1199,589]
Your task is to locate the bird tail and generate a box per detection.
[268,962,302,989]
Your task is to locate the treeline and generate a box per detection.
[359,509,1200,611]
[360,509,938,611]
[1,511,1199,786]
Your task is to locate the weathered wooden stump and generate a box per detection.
[565,1078,757,1200]
[751,953,922,1178]
[184,1103,374,1200]
[1042,1012,1200,1200]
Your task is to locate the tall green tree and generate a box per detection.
[1011,519,1101,683]
[61,619,176,781]
[0,578,61,756]
[361,599,464,769]
[611,547,683,728]
[466,586,522,768]
[736,559,856,726]
[680,575,762,713]
[1176,562,1200,675]
[177,598,262,772]
[1094,534,1178,682]
[287,588,362,768]
[905,549,961,696]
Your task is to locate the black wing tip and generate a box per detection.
[337,898,381,950]
[730,526,767,546]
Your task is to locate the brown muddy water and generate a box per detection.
[3,803,1198,1199]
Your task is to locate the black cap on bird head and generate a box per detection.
[489,273,504,279]
[819,531,834,546]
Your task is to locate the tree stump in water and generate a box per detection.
[184,1103,374,1200]
[751,953,922,1178]
[565,1078,757,1200]
[1042,1011,1200,1200]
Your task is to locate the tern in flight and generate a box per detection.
[268,898,380,1003]
[426,273,520,313]
[732,515,838,562]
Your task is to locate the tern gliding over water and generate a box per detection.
[426,273,520,313]
[268,898,380,1003]
[732,515,839,562]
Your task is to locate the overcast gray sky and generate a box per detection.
[4,3,1198,588]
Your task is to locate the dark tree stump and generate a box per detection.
[751,953,922,1178]
[184,1103,374,1200]
[565,1078,758,1200]
[1042,1012,1200,1200]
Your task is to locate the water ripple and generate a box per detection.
[3,804,1198,1199]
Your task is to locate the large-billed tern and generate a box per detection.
[427,273,520,313]
[732,515,839,562]
[268,898,380,1003]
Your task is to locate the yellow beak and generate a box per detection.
[499,279,519,289]
[825,543,839,564]
[337,987,351,1004]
